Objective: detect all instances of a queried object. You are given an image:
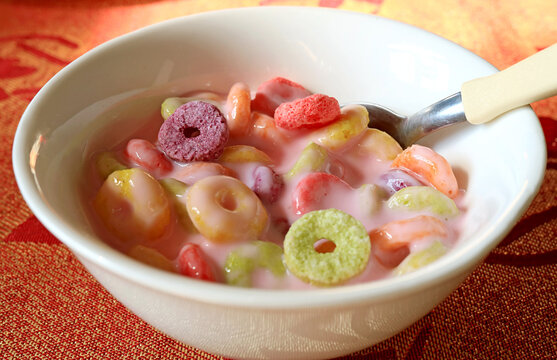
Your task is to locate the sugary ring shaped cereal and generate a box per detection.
[284,209,370,286]
[158,101,229,162]
[186,175,268,243]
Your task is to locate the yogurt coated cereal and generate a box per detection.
[86,76,465,289]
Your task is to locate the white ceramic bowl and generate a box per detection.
[13,7,546,360]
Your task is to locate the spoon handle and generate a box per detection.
[461,43,557,124]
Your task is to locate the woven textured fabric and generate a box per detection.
[1,1,556,359]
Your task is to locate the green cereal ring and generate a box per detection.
[224,241,286,287]
[387,186,459,217]
[286,142,329,179]
[284,209,370,286]
[159,178,198,233]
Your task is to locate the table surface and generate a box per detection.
[1,1,556,359]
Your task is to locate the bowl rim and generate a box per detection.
[12,6,547,309]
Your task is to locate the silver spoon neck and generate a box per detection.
[402,92,467,147]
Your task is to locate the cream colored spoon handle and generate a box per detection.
[461,43,557,124]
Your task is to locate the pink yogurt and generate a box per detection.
[84,84,466,290]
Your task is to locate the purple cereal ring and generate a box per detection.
[158,101,229,162]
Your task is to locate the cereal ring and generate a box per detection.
[313,104,370,151]
[158,101,229,162]
[161,92,224,120]
[226,82,252,137]
[224,240,286,287]
[387,186,459,217]
[369,215,448,268]
[125,139,172,178]
[391,144,458,198]
[379,169,424,195]
[274,94,341,130]
[94,168,171,242]
[251,77,312,117]
[178,243,216,282]
[218,145,273,165]
[251,112,286,145]
[394,240,447,276]
[251,165,284,203]
[292,172,352,215]
[173,161,236,185]
[95,151,127,180]
[287,142,329,179]
[354,128,403,161]
[284,209,370,286]
[185,175,268,243]
[128,245,175,272]
[159,178,198,233]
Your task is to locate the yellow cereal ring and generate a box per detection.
[355,128,403,161]
[387,186,459,217]
[161,92,223,120]
[314,104,370,151]
[95,151,127,180]
[218,145,273,165]
[93,168,171,242]
[185,175,268,243]
[394,240,447,275]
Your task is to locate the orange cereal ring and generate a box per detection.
[369,215,448,268]
[251,111,286,144]
[391,144,459,199]
[226,82,252,136]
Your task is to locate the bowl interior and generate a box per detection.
[13,7,546,306]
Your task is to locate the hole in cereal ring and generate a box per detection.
[327,159,345,179]
[314,238,336,253]
[216,189,238,212]
[183,127,201,138]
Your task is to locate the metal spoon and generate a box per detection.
[356,43,557,148]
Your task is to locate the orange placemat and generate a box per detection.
[1,1,556,359]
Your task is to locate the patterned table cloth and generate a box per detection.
[1,1,556,359]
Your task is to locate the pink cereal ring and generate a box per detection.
[274,94,341,130]
[158,101,229,162]
[391,144,459,199]
[125,139,172,177]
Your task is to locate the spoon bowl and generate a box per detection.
[358,93,466,148]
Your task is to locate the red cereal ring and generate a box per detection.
[158,101,229,162]
[274,94,341,130]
